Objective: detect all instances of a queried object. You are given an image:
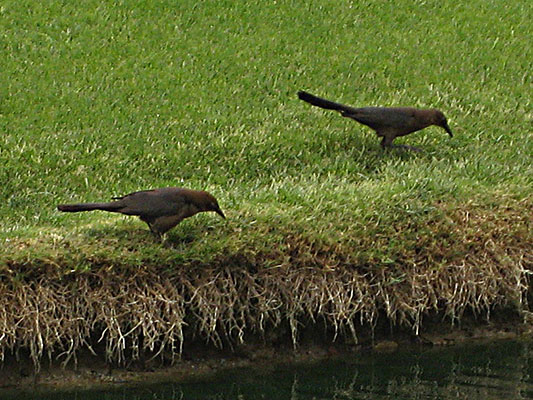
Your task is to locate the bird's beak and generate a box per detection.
[215,208,226,219]
[443,122,453,137]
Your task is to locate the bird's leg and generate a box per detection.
[146,222,172,246]
[380,136,421,152]
[146,222,163,242]
[380,135,394,149]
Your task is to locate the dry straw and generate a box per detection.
[0,204,531,370]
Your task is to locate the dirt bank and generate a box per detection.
[0,200,531,391]
[0,311,529,392]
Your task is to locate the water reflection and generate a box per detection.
[3,339,533,399]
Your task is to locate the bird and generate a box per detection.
[297,90,452,151]
[57,187,225,238]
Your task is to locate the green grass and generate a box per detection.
[1,0,531,266]
[0,1,532,368]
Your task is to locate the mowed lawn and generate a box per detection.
[1,0,531,266]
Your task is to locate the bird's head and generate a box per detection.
[199,191,226,219]
[433,110,453,137]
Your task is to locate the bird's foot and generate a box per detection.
[148,228,165,244]
[161,236,174,248]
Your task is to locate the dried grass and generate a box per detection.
[0,204,531,370]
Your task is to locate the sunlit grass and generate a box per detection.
[0,0,531,367]
[1,0,531,263]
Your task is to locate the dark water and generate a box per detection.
[3,339,533,399]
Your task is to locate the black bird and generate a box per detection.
[298,90,452,151]
[58,187,225,237]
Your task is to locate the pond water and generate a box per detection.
[3,339,533,399]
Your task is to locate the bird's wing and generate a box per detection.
[347,108,415,130]
[117,189,186,217]
[111,189,157,201]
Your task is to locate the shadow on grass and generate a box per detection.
[82,223,215,249]
[303,127,433,171]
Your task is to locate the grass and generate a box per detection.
[0,0,531,366]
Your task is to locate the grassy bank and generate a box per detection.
[1,0,531,367]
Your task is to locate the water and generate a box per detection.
[3,339,533,399]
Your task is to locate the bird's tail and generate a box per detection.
[57,202,122,212]
[297,91,358,114]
